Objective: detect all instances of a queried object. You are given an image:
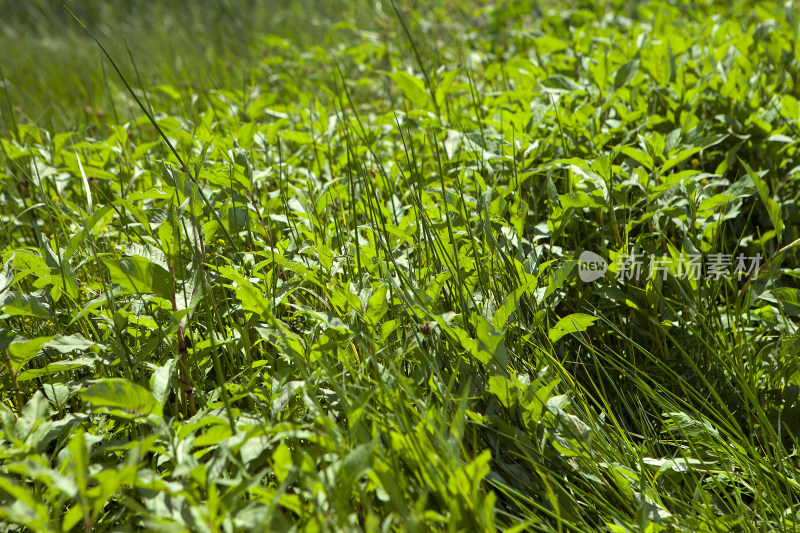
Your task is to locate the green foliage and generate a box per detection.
[1,0,800,531]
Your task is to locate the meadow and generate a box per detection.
[1,0,800,531]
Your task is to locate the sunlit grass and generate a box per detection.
[1,0,799,531]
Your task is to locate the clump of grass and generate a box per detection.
[1,0,799,531]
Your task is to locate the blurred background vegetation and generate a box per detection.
[0,0,385,129]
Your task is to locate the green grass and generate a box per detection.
[2,0,800,531]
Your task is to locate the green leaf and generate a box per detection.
[614,58,640,89]
[236,280,271,316]
[279,130,315,145]
[364,284,389,327]
[0,328,14,350]
[331,286,363,314]
[272,443,292,483]
[546,175,560,208]
[660,147,702,173]
[68,427,89,501]
[433,315,508,372]
[44,334,104,354]
[542,75,581,92]
[435,68,459,109]
[487,375,516,408]
[740,158,783,244]
[236,121,259,149]
[338,443,374,490]
[619,146,653,170]
[549,313,597,342]
[151,359,176,407]
[43,381,81,410]
[18,358,96,382]
[763,288,800,316]
[80,379,163,420]
[697,194,737,213]
[0,291,51,318]
[7,336,53,376]
[543,260,577,302]
[724,175,756,197]
[523,379,560,427]
[494,279,537,331]
[475,316,508,373]
[455,449,492,497]
[158,217,178,260]
[102,256,173,299]
[0,476,51,529]
[559,192,605,210]
[295,306,350,333]
[387,71,429,109]
[0,256,13,294]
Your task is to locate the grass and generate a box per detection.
[1,0,800,531]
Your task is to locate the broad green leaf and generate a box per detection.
[546,175,560,208]
[44,334,104,354]
[18,358,96,382]
[194,423,233,447]
[124,243,169,273]
[0,256,13,294]
[761,288,800,316]
[279,130,315,144]
[475,316,508,372]
[236,281,271,316]
[660,147,702,173]
[68,428,89,502]
[0,291,51,318]
[379,318,402,344]
[542,75,581,92]
[493,279,537,331]
[387,71,429,109]
[0,476,51,528]
[0,328,14,350]
[590,55,609,91]
[435,68,459,109]
[740,158,783,244]
[553,409,592,440]
[272,443,292,483]
[236,121,259,149]
[151,359,176,407]
[295,306,350,333]
[780,94,799,119]
[559,192,605,210]
[619,146,653,170]
[80,379,163,419]
[39,241,79,299]
[364,284,389,327]
[549,313,598,342]
[591,154,612,180]
[523,379,560,427]
[697,194,737,213]
[452,449,492,498]
[338,443,374,490]
[158,218,178,260]
[102,256,173,299]
[433,319,480,362]
[331,286,363,314]
[487,375,516,408]
[766,134,794,144]
[543,260,577,302]
[614,58,640,89]
[7,336,53,376]
[43,382,81,410]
